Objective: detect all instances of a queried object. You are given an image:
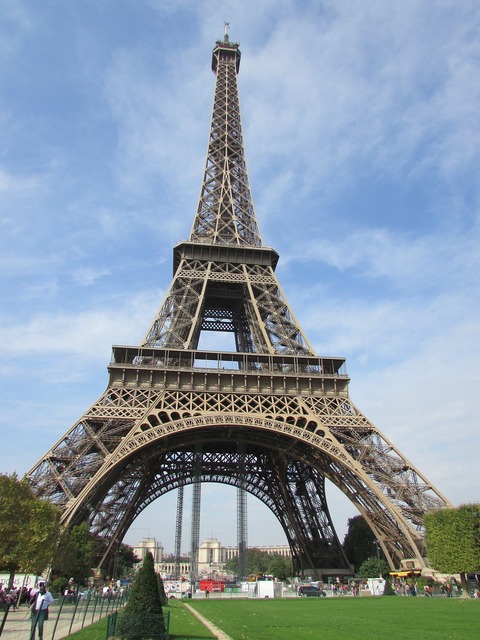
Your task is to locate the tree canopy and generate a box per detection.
[356,556,391,579]
[225,548,292,580]
[50,521,93,586]
[342,515,381,572]
[0,473,61,584]
[113,543,141,579]
[425,503,480,595]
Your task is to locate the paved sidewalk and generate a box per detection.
[0,604,105,640]
[2,599,230,640]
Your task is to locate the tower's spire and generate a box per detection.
[190,33,262,247]
[141,34,313,353]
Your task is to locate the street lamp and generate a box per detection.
[374,541,381,577]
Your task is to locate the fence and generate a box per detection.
[0,591,129,640]
[106,610,170,640]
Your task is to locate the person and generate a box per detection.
[30,582,54,640]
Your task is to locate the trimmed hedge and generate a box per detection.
[118,552,165,639]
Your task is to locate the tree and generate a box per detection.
[0,473,61,585]
[245,548,270,575]
[267,554,292,580]
[118,551,164,639]
[113,543,141,579]
[425,503,480,596]
[342,515,379,572]
[156,572,167,606]
[356,556,390,579]
[50,522,93,587]
[225,549,292,580]
[225,555,238,575]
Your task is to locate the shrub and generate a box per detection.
[118,552,165,639]
[50,576,68,596]
[156,573,168,606]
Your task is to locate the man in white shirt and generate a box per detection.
[30,582,54,640]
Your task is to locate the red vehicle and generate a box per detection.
[199,580,225,593]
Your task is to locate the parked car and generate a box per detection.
[298,585,327,597]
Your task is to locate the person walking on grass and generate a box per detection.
[29,582,54,640]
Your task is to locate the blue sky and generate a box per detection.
[1,1,479,554]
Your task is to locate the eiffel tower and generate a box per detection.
[27,30,451,576]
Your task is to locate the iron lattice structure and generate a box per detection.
[26,34,451,574]
[173,485,183,579]
[236,439,248,581]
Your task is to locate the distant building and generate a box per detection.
[227,544,291,558]
[133,537,164,563]
[132,537,291,579]
[198,538,226,576]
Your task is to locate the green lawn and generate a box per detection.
[186,597,480,640]
[68,599,215,640]
[67,616,108,640]
[67,596,480,640]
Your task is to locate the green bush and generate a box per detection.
[50,576,68,596]
[118,552,166,639]
[156,573,168,606]
[118,612,167,639]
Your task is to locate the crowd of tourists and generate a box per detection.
[393,579,464,597]
[0,582,34,608]
[0,580,54,640]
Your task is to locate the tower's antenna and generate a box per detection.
[224,21,230,42]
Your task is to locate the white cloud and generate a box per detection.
[22,279,59,301]
[0,0,33,59]
[241,0,480,203]
[0,292,157,359]
[295,225,480,292]
[71,267,111,286]
[0,167,43,195]
[102,47,208,204]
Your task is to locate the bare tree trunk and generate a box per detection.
[459,573,470,598]
[8,566,16,590]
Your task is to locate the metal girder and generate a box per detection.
[173,486,184,579]
[236,438,248,581]
[142,257,314,354]
[189,443,202,588]
[27,379,450,572]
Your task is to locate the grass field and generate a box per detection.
[186,597,480,640]
[68,596,479,640]
[68,599,215,640]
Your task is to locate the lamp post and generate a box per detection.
[374,541,382,577]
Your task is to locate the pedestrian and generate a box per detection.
[30,582,54,640]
